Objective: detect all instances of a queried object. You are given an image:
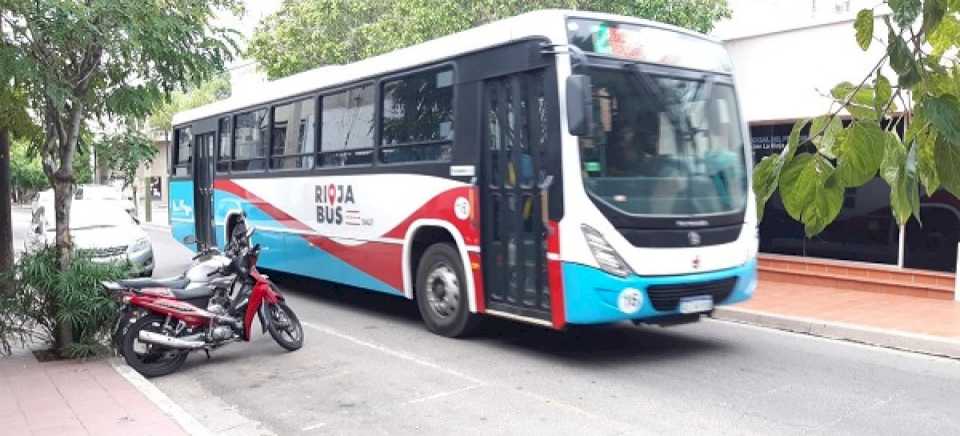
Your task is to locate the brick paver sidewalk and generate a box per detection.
[0,349,188,436]
[715,280,960,357]
[741,281,960,339]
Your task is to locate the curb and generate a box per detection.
[110,360,213,436]
[712,307,960,360]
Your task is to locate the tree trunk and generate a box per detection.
[52,179,73,352]
[0,127,13,294]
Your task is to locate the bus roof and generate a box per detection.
[172,10,715,127]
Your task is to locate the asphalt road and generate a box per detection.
[137,226,960,435]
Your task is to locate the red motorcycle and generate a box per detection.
[105,228,303,377]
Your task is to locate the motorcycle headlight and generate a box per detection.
[129,237,151,253]
[581,224,632,277]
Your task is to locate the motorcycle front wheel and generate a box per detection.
[121,315,189,378]
[265,302,304,351]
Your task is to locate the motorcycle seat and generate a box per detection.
[118,276,190,290]
[170,285,213,301]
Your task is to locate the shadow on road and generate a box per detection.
[268,270,732,368]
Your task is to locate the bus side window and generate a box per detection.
[379,66,454,164]
[319,85,375,167]
[232,109,268,172]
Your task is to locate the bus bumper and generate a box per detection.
[562,259,757,325]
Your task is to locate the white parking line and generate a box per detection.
[301,422,327,432]
[404,384,482,405]
[301,321,483,384]
[300,321,633,428]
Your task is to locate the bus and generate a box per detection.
[169,10,758,337]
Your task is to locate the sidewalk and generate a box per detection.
[0,349,190,436]
[137,203,169,229]
[714,280,960,358]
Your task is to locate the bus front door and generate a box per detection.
[480,71,553,322]
[193,132,216,248]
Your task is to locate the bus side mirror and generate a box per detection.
[566,74,594,137]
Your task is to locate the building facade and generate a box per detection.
[714,0,959,274]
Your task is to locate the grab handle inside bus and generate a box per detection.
[566,74,594,137]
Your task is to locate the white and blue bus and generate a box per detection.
[169,10,758,337]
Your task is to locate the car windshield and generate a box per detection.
[45,200,135,231]
[579,67,747,216]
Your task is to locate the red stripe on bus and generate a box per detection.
[547,220,565,329]
[214,180,404,290]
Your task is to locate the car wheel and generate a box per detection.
[415,243,479,338]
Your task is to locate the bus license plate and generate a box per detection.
[677,296,714,314]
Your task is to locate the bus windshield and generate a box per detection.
[579,67,747,217]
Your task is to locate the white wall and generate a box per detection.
[715,0,895,123]
[723,16,892,123]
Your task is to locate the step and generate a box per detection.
[758,254,955,300]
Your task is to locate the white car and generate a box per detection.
[31,184,136,220]
[31,199,154,276]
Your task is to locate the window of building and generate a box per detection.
[217,117,232,173]
[232,108,269,172]
[172,127,192,176]
[380,67,454,163]
[319,85,375,167]
[271,98,316,170]
[752,122,899,266]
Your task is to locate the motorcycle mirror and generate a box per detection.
[182,234,197,245]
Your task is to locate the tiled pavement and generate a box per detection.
[739,281,960,340]
[0,350,187,436]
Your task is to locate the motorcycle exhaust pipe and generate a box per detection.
[138,331,206,349]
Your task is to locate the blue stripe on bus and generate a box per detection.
[562,259,757,324]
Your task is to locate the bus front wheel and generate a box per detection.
[415,243,479,337]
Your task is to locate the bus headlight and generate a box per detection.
[581,224,632,277]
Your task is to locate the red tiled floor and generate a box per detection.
[0,351,188,436]
[745,279,960,340]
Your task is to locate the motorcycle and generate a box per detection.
[104,226,304,377]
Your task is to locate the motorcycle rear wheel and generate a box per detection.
[121,315,189,378]
[266,302,304,351]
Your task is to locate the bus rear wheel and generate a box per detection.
[415,243,479,337]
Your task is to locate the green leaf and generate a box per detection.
[836,122,885,187]
[915,125,940,194]
[778,153,844,236]
[888,0,922,27]
[809,115,842,159]
[935,138,960,198]
[884,140,921,226]
[874,72,892,117]
[923,95,960,145]
[804,173,844,237]
[923,0,947,33]
[929,14,960,56]
[887,29,920,88]
[780,153,816,221]
[830,82,879,120]
[880,132,906,186]
[780,118,809,161]
[855,9,874,50]
[752,155,783,221]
